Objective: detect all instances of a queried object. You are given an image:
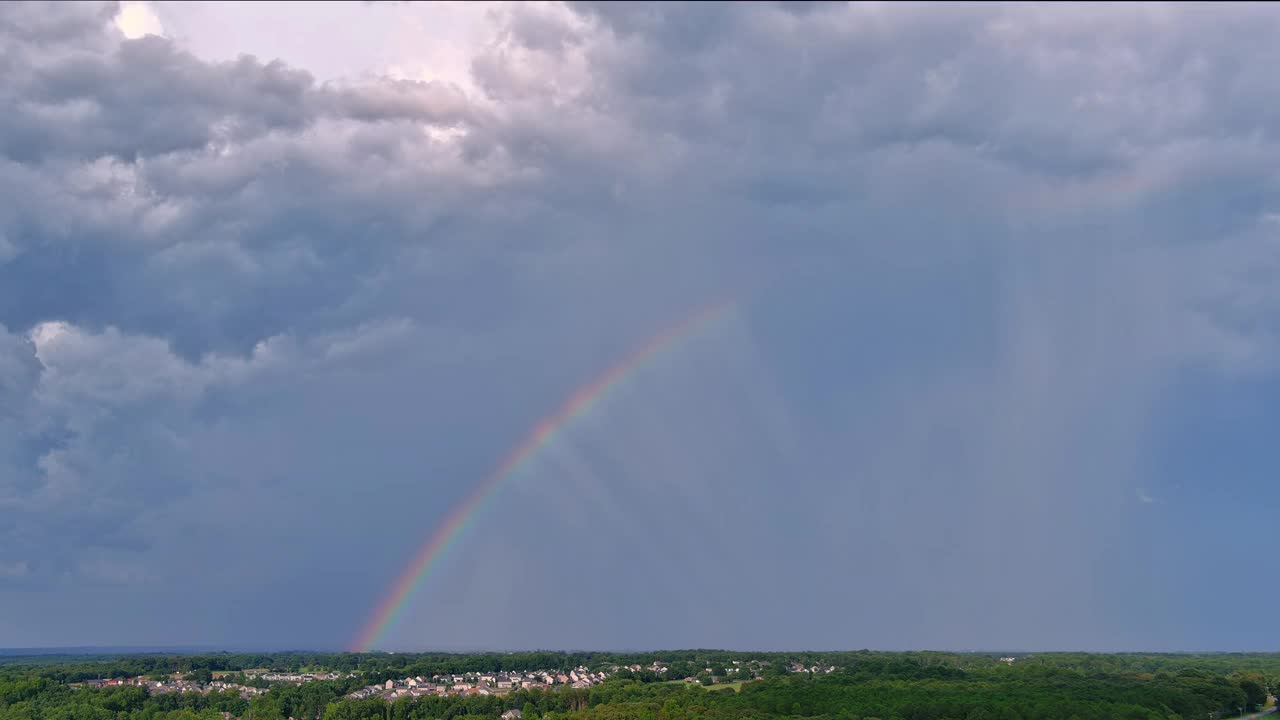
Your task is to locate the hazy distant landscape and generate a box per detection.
[1,650,1276,720]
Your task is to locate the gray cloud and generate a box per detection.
[0,0,1278,650]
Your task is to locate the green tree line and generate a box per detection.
[2,652,1277,720]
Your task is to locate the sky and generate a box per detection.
[0,0,1278,653]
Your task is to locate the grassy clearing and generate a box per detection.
[705,681,745,692]
[214,668,269,677]
[659,680,746,692]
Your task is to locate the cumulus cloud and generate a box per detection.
[0,0,1278,650]
[0,314,427,597]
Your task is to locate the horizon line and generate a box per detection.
[4,645,1276,656]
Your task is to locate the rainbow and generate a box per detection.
[351,299,736,651]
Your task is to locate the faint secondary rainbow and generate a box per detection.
[351,299,736,652]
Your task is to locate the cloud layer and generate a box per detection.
[1,1,1278,651]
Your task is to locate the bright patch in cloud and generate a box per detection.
[114,2,164,39]
[29,321,69,353]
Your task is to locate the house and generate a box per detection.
[502,711,523,720]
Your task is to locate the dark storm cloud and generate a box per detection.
[1,13,472,164]
[0,0,482,356]
[1,1,1279,650]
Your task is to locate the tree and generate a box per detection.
[249,695,286,720]
[1237,676,1266,710]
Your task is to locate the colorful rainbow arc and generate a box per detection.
[351,299,736,652]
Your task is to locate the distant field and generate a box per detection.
[660,680,746,692]
[213,668,269,677]
[705,681,745,692]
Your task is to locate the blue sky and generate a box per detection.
[1,1,1278,653]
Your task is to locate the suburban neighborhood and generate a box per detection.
[70,659,845,703]
[347,664,643,701]
[75,671,358,700]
